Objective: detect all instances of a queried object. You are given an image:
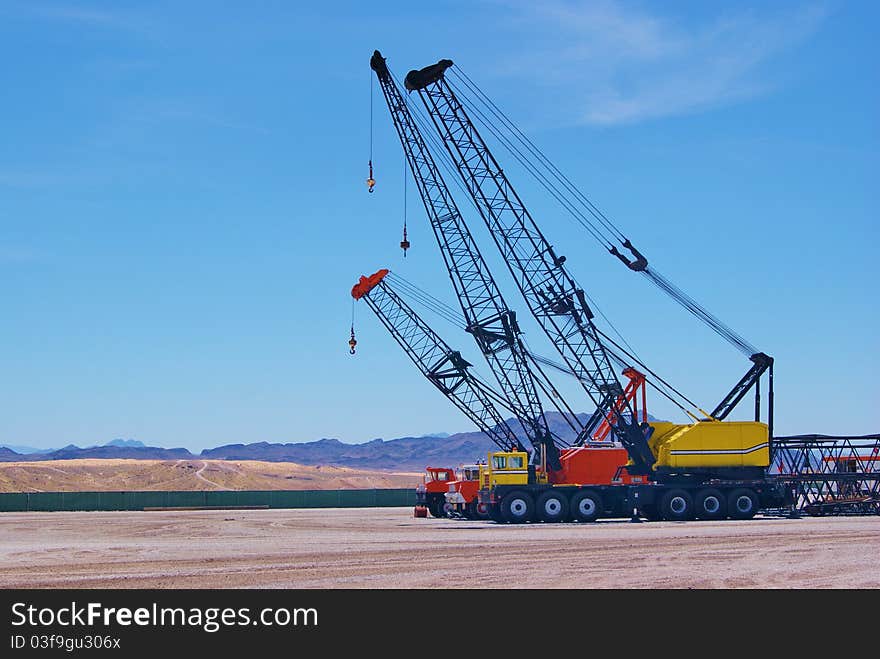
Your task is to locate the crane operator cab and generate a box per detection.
[480,451,534,490]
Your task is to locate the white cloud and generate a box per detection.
[488,1,830,125]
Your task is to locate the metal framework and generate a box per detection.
[358,276,524,452]
[771,434,880,515]
[405,62,655,473]
[370,51,563,470]
[711,352,774,438]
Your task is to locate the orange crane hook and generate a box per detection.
[348,326,357,355]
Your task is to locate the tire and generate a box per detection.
[728,488,759,520]
[570,490,603,522]
[695,488,726,520]
[488,503,504,523]
[426,495,445,518]
[536,490,569,523]
[500,490,534,523]
[641,504,662,522]
[466,500,491,521]
[660,489,694,521]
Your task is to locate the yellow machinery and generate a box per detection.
[648,420,770,470]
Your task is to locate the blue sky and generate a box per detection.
[1,1,876,451]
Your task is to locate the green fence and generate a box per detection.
[0,488,417,512]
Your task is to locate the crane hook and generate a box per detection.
[349,326,357,355]
[366,160,375,194]
[400,222,410,257]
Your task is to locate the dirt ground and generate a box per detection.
[0,459,421,492]
[0,508,877,589]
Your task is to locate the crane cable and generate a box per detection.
[447,70,614,249]
[386,273,464,329]
[401,154,409,256]
[383,275,570,449]
[450,68,627,243]
[389,78,649,381]
[386,273,584,441]
[367,72,375,193]
[385,68,704,423]
[385,69,709,422]
[349,297,357,355]
[390,68,486,248]
[386,271,705,423]
[447,67,759,358]
[398,68,646,370]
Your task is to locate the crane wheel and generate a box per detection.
[500,491,534,523]
[728,488,759,520]
[427,497,446,518]
[660,489,694,521]
[470,501,491,520]
[695,488,727,520]
[641,504,662,522]
[536,490,569,523]
[570,490,603,522]
[488,504,504,523]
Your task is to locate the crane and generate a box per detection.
[402,57,656,474]
[356,52,877,523]
[369,50,576,473]
[375,54,795,523]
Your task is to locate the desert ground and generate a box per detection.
[0,459,421,492]
[0,508,877,589]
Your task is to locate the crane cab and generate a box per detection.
[480,451,531,490]
[423,467,455,490]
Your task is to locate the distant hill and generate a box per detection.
[0,438,146,456]
[0,412,659,471]
[0,444,195,463]
[104,439,146,448]
[200,412,658,471]
[0,444,51,455]
[199,434,495,472]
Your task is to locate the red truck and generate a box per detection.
[413,466,457,518]
[413,464,492,519]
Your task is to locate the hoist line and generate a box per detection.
[446,75,611,248]
[388,271,703,422]
[448,67,759,359]
[449,68,625,244]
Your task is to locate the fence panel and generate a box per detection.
[0,488,416,512]
[0,493,28,512]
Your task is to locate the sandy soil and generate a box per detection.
[0,508,877,589]
[0,459,422,492]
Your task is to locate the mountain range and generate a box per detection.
[0,412,653,472]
